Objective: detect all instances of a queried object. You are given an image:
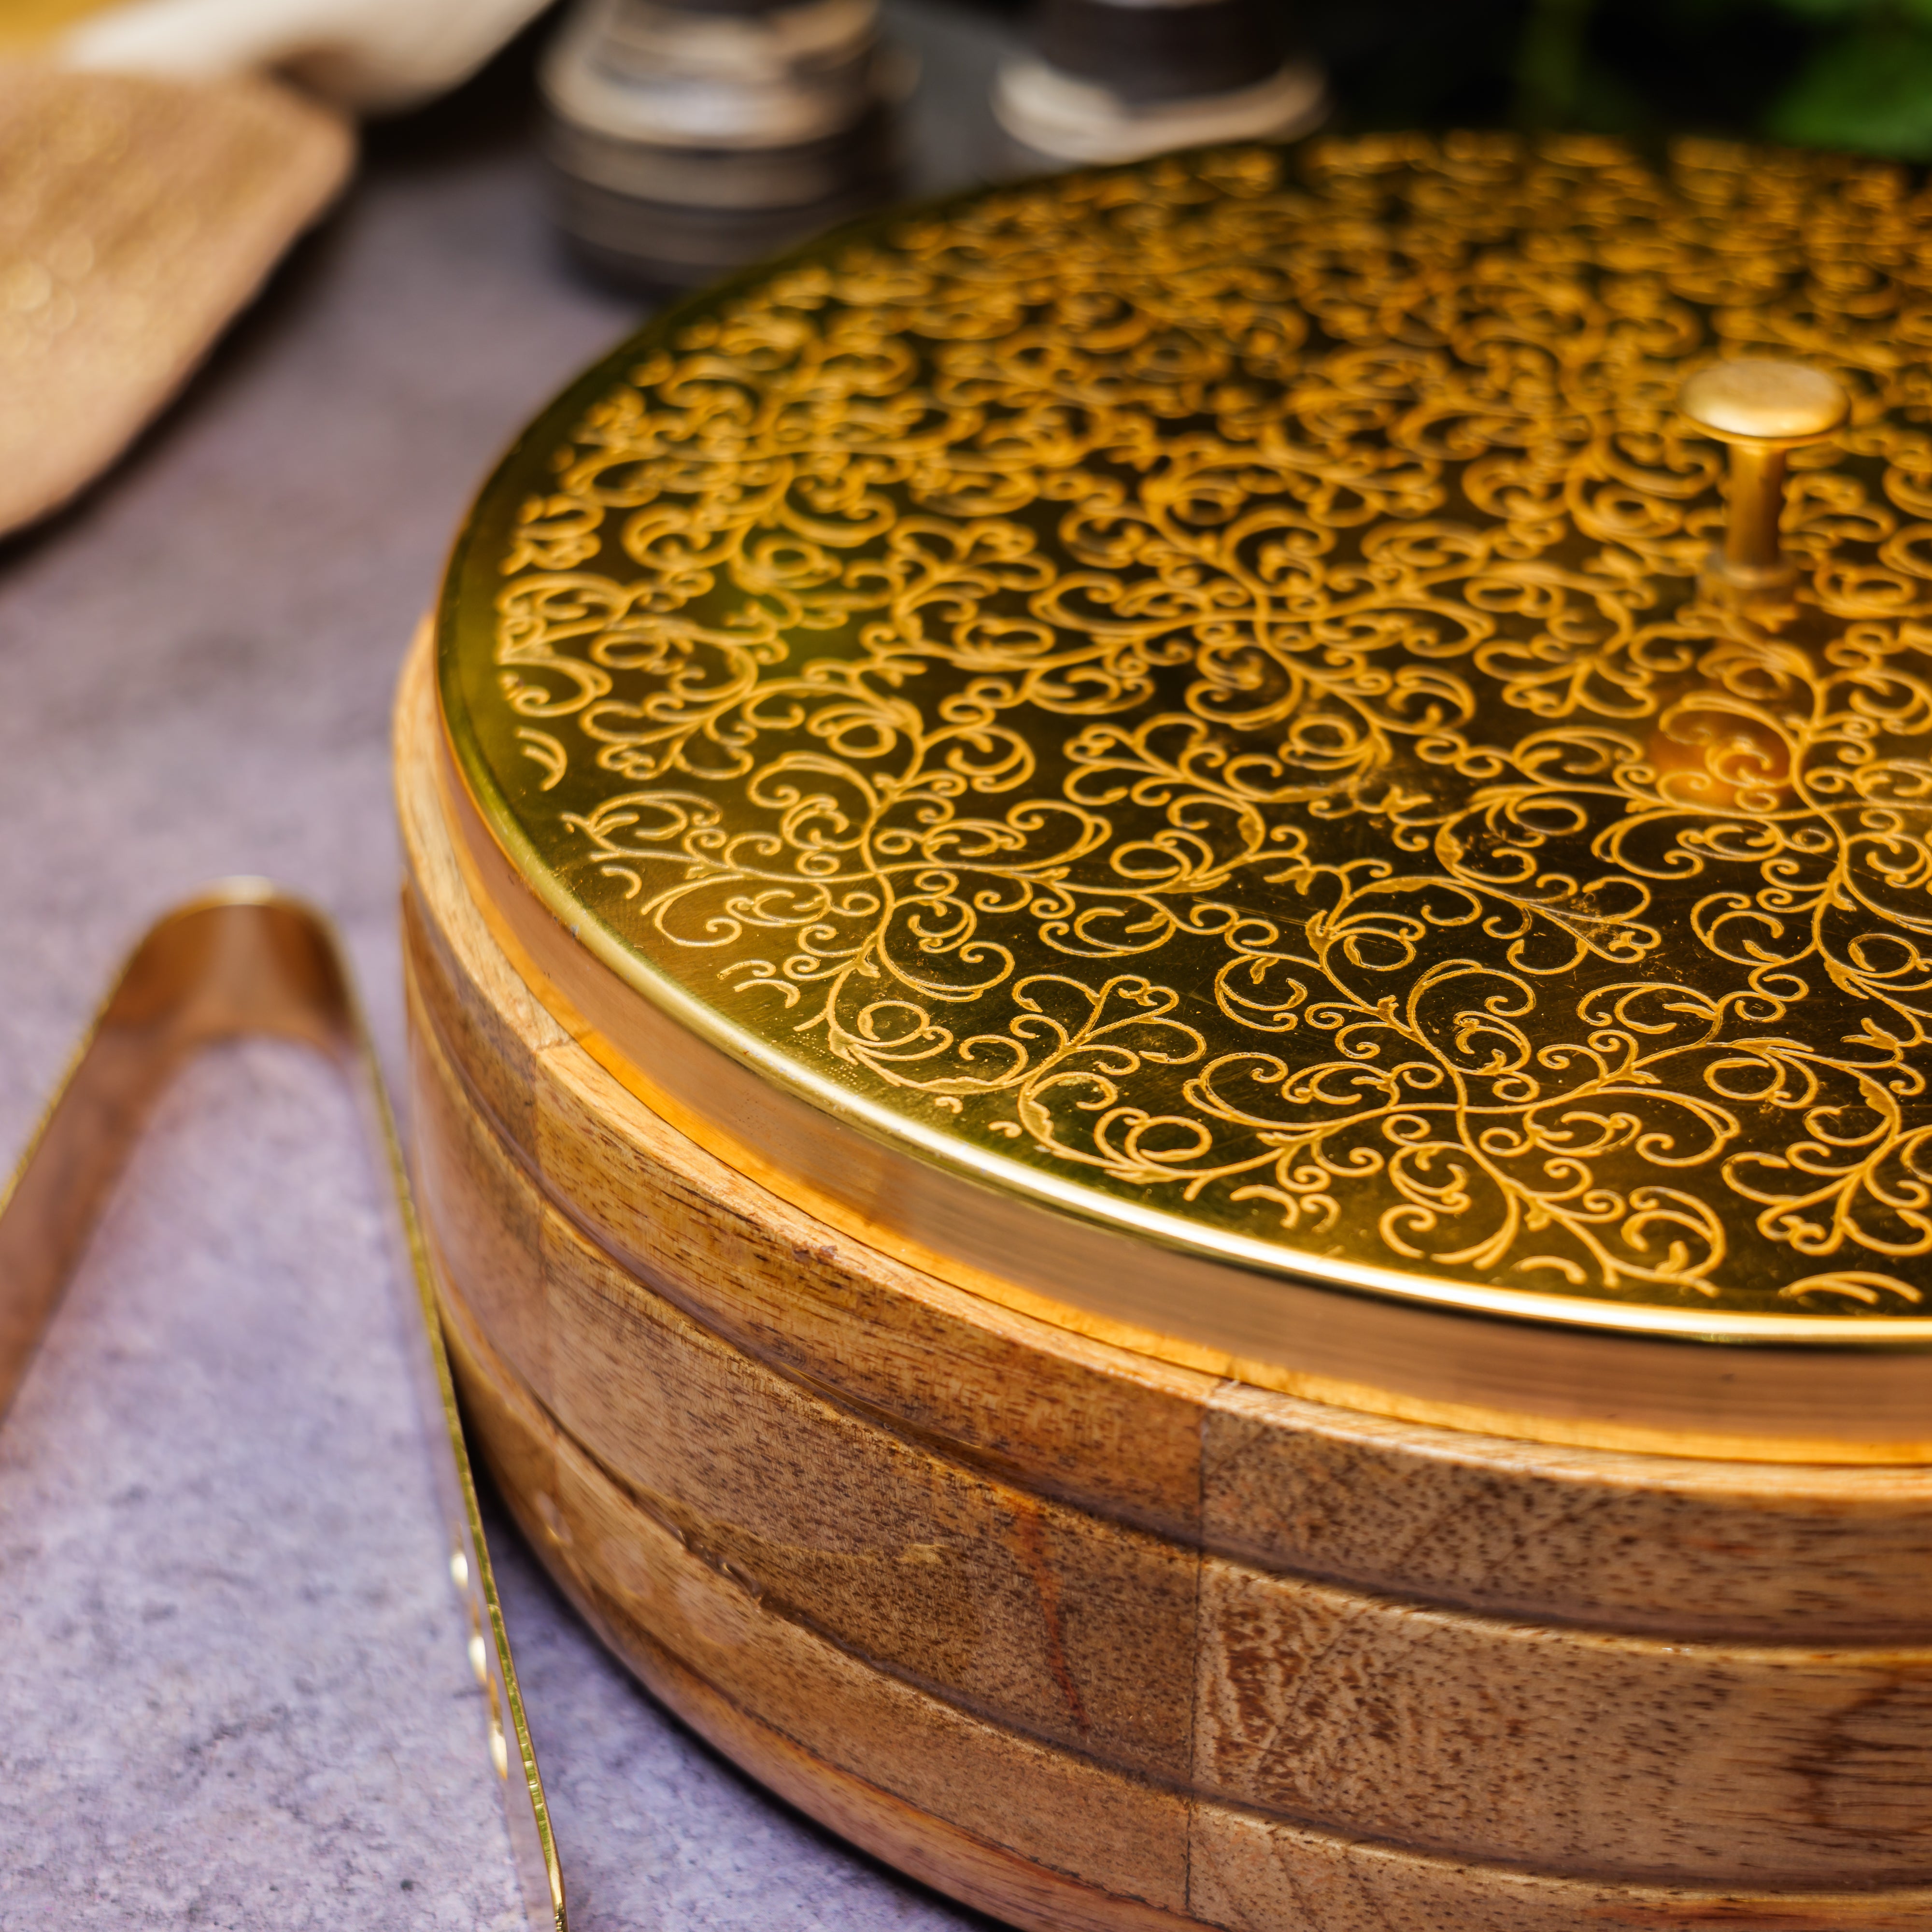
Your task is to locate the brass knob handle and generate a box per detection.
[1677,358,1849,593]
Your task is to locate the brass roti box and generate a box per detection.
[398,136,1932,1929]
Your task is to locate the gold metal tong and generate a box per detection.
[0,880,566,1931]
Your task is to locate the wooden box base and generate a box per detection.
[396,632,1932,1929]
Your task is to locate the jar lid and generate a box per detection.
[437,135,1932,1459]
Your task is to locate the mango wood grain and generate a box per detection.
[394,631,1932,1925]
[1202,1381,1932,1644]
[432,1226,1932,1930]
[435,1248,1196,1920]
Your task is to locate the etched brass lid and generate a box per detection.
[437,134,1932,1458]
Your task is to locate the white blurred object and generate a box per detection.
[59,0,554,112]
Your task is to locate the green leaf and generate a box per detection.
[1763,0,1880,20]
[1767,19,1932,153]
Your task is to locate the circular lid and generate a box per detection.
[437,134,1932,1459]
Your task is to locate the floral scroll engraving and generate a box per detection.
[474,134,1932,1315]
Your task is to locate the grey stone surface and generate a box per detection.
[0,8,1010,1924]
[0,1043,526,1932]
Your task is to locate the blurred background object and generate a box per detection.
[18,0,1932,163]
[0,63,349,540]
[0,0,1928,540]
[994,0,1325,164]
[56,0,555,111]
[540,0,904,288]
[1299,0,1932,158]
[0,0,115,47]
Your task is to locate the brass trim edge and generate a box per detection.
[0,880,568,1931]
